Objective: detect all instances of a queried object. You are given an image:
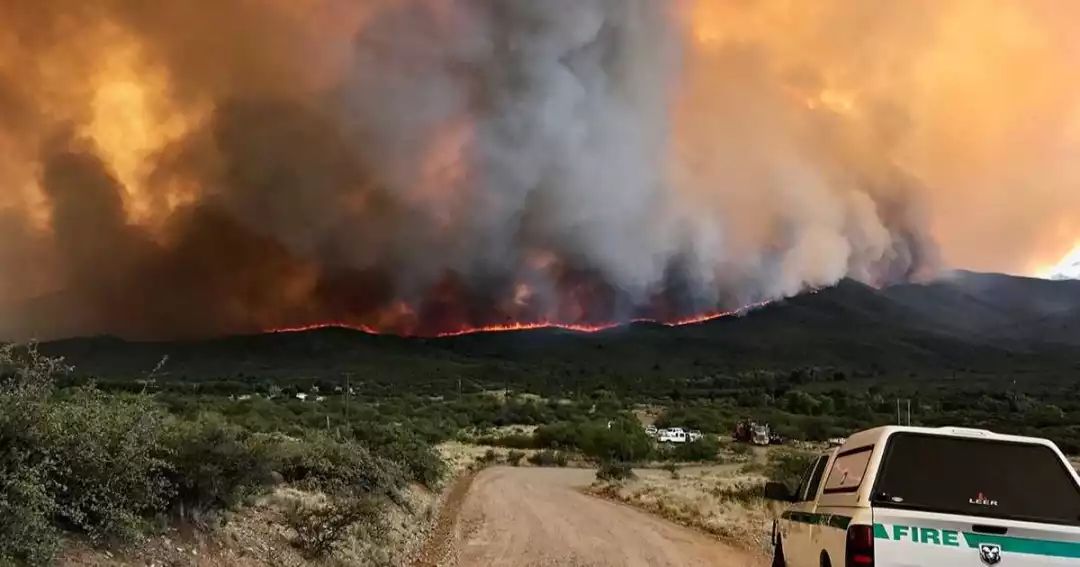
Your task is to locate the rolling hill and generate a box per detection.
[33,271,1080,389]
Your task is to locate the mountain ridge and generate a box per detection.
[29,271,1080,387]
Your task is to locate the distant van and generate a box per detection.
[766,426,1080,567]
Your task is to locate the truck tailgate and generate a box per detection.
[869,431,1080,565]
[873,508,1080,566]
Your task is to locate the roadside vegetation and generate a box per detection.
[9,329,1079,564]
[588,448,817,553]
[79,357,1080,456]
[0,344,442,565]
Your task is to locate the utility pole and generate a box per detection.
[345,373,351,429]
[896,399,912,425]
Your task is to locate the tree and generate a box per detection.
[0,344,67,564]
[579,418,653,463]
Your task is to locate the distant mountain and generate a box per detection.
[881,271,1080,343]
[34,272,1080,385]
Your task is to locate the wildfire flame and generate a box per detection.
[268,300,774,338]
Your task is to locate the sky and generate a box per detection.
[1,0,1079,339]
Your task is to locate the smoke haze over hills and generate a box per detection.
[2,1,1080,339]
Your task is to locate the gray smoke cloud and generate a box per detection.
[0,0,955,339]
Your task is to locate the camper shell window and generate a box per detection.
[871,433,1080,526]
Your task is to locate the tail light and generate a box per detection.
[846,524,874,567]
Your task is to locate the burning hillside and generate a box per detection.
[2,1,1080,340]
[268,299,773,338]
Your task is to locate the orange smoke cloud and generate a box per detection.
[0,1,1078,340]
[676,0,1080,277]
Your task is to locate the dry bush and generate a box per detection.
[284,494,385,559]
[527,449,568,467]
[596,461,634,481]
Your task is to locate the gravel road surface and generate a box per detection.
[441,466,766,567]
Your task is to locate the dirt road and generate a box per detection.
[438,466,766,567]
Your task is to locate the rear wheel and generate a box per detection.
[771,538,786,567]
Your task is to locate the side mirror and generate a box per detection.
[764,481,794,502]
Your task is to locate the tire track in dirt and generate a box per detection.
[412,469,478,567]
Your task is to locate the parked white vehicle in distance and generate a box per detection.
[766,425,1080,567]
[688,430,704,442]
[658,427,688,444]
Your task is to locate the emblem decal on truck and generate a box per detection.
[969,492,999,507]
[979,543,1002,565]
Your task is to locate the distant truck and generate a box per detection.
[734,420,773,446]
[752,423,771,446]
[766,426,1080,567]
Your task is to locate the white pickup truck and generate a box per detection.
[767,426,1080,566]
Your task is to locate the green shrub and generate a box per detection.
[535,418,652,463]
[273,434,405,500]
[43,388,170,542]
[655,406,726,433]
[378,436,445,489]
[0,344,63,564]
[671,436,721,462]
[533,421,578,450]
[351,424,446,489]
[0,463,59,565]
[164,414,275,518]
[507,450,526,466]
[578,419,653,463]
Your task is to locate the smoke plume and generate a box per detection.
[1,0,1078,339]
